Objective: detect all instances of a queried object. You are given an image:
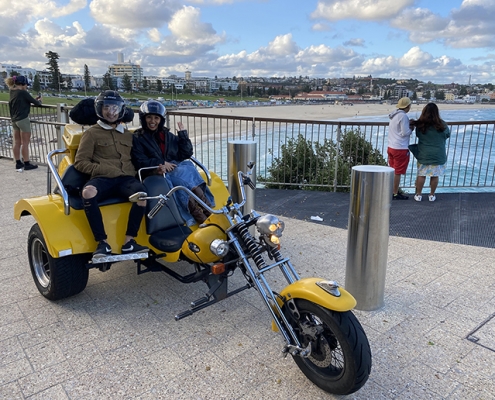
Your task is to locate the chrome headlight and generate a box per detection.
[256,214,285,247]
[210,239,229,257]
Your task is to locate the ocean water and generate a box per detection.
[338,107,495,123]
[195,106,495,193]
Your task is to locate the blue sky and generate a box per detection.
[2,0,494,84]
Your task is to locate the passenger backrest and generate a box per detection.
[59,165,129,210]
[143,175,186,234]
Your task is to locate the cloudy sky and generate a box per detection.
[2,0,494,84]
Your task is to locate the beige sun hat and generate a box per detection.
[397,97,411,109]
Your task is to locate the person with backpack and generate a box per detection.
[410,103,450,202]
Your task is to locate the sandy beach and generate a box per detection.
[165,102,494,141]
[178,102,494,121]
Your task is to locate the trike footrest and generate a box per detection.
[91,252,149,264]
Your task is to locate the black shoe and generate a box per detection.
[24,163,38,171]
[15,161,24,172]
[393,193,409,200]
[93,241,112,258]
[121,239,148,254]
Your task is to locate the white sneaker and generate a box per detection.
[429,194,436,202]
[414,194,422,202]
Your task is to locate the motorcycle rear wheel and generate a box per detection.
[28,224,89,300]
[284,299,371,395]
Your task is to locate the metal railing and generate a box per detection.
[1,101,494,191]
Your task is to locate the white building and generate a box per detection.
[1,64,37,83]
[108,55,143,89]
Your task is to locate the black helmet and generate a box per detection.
[95,90,125,124]
[139,100,166,132]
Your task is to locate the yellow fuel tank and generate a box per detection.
[181,213,231,263]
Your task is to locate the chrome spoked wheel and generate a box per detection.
[284,299,371,395]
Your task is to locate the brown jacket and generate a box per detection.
[74,122,136,179]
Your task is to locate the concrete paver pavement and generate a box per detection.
[1,158,494,399]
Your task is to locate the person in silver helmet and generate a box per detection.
[74,90,149,258]
[131,100,214,225]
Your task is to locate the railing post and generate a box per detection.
[333,123,342,192]
[56,103,68,150]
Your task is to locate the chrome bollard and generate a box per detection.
[227,140,257,216]
[345,165,394,311]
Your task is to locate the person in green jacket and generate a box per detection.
[4,75,42,172]
[411,103,450,202]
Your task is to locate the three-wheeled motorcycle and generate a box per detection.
[14,124,371,395]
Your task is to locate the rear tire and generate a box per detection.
[284,299,371,395]
[28,224,89,300]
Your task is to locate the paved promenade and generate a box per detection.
[1,157,494,399]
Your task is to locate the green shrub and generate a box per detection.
[261,129,387,191]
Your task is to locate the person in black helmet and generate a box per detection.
[131,100,214,225]
[74,90,149,258]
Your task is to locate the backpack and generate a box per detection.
[69,98,134,125]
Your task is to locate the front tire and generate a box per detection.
[28,224,89,300]
[284,299,371,395]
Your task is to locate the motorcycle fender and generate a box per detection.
[14,195,96,258]
[14,195,150,259]
[271,277,357,332]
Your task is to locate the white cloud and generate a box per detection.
[398,46,432,67]
[311,0,415,21]
[311,22,331,32]
[388,2,495,49]
[168,6,224,45]
[148,28,161,43]
[266,34,299,56]
[31,0,88,18]
[391,8,449,43]
[89,0,180,29]
[343,38,366,47]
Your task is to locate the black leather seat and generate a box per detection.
[58,165,128,210]
[143,175,192,253]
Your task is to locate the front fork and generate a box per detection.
[231,222,310,356]
[232,221,357,357]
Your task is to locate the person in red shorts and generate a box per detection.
[387,97,414,200]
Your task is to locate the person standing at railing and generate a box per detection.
[4,75,42,172]
[388,97,414,200]
[409,103,450,202]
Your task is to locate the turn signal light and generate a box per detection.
[212,263,225,275]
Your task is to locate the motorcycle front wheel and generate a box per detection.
[284,299,371,395]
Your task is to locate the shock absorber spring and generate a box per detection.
[237,222,266,270]
[269,246,284,262]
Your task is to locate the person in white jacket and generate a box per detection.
[388,97,414,200]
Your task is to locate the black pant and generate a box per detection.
[82,176,146,242]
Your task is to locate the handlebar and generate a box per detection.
[131,167,256,220]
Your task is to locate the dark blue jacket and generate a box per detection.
[131,127,193,171]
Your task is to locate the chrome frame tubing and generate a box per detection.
[136,158,212,187]
[46,148,71,215]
